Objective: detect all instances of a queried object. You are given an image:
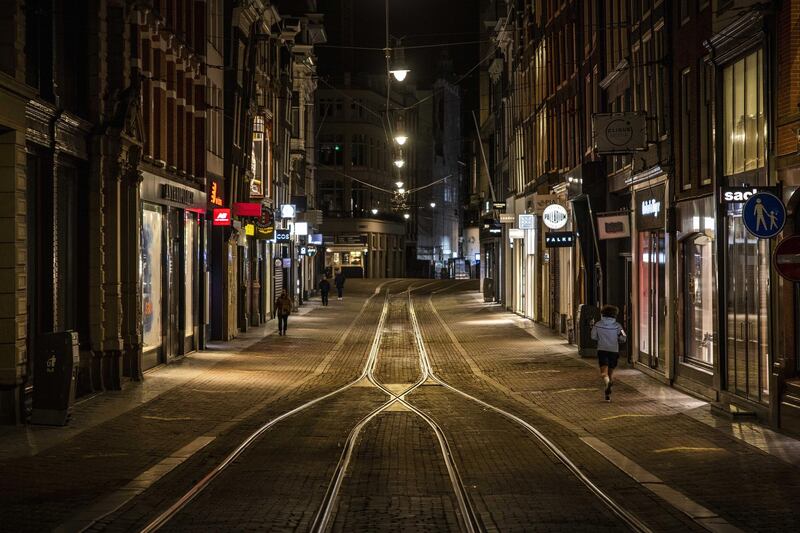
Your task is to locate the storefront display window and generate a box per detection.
[725,206,770,403]
[723,49,765,176]
[141,203,163,351]
[683,233,716,366]
[184,212,197,334]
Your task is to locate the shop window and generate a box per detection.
[680,68,692,190]
[723,49,765,176]
[682,233,715,366]
[141,204,164,352]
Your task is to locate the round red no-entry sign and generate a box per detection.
[774,235,800,282]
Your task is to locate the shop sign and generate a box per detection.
[299,246,308,256]
[597,213,631,240]
[258,205,273,227]
[774,235,800,282]
[518,214,535,230]
[282,258,292,268]
[309,233,323,245]
[307,246,318,257]
[499,214,515,224]
[255,224,274,240]
[493,201,507,210]
[542,204,568,230]
[213,208,231,226]
[161,184,195,206]
[208,176,224,207]
[483,219,502,234]
[274,258,283,268]
[545,232,575,247]
[275,229,291,242]
[233,202,262,217]
[474,253,481,262]
[743,192,785,239]
[244,223,255,236]
[280,204,296,219]
[294,222,309,236]
[509,228,525,239]
[593,112,647,154]
[720,186,778,203]
[532,194,559,215]
[635,184,665,231]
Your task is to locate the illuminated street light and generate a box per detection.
[398,187,406,194]
[371,208,378,215]
[430,202,436,208]
[390,69,409,82]
[403,213,410,219]
[394,134,408,146]
[395,181,404,188]
[394,159,405,168]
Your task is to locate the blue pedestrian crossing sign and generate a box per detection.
[743,192,785,239]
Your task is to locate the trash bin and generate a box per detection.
[483,278,494,302]
[31,331,79,426]
[577,304,601,358]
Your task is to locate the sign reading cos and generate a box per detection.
[542,204,568,230]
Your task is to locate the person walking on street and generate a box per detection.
[319,276,331,306]
[273,289,293,336]
[334,269,346,300]
[590,305,627,401]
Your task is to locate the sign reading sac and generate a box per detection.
[720,186,778,203]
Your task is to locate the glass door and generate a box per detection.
[725,211,770,403]
[638,231,666,368]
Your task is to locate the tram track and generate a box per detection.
[310,286,482,533]
[418,290,654,533]
[137,279,411,533]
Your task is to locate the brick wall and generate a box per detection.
[776,0,800,158]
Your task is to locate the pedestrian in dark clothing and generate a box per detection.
[590,305,627,401]
[334,270,346,300]
[319,276,331,306]
[273,289,293,335]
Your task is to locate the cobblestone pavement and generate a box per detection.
[2,280,798,532]
[420,287,800,533]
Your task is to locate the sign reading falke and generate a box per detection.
[635,184,665,231]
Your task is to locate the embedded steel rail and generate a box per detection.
[138,279,408,533]
[414,289,653,533]
[310,287,482,533]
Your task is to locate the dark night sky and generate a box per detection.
[316,0,481,107]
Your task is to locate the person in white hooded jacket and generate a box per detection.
[590,305,627,401]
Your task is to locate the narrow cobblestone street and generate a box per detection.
[2,280,800,532]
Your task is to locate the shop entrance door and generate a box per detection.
[165,208,182,359]
[638,231,666,369]
[725,213,770,403]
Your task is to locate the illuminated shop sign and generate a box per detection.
[541,205,567,229]
[275,229,291,242]
[280,204,296,219]
[720,186,778,203]
[233,202,263,217]
[213,208,231,226]
[309,234,323,245]
[518,214,535,230]
[209,178,224,207]
[635,184,666,231]
[545,232,575,247]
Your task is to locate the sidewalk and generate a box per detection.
[428,290,800,532]
[0,283,380,532]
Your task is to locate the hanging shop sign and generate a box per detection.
[720,186,778,204]
[593,112,647,154]
[307,245,318,257]
[299,246,308,256]
[258,205,273,227]
[545,232,575,248]
[482,219,502,235]
[255,224,274,240]
[309,233,323,245]
[212,208,231,226]
[282,258,292,268]
[275,229,291,242]
[532,194,559,215]
[518,214,535,230]
[499,213,516,224]
[597,213,631,240]
[774,235,800,282]
[542,204,568,230]
[208,175,224,207]
[244,224,255,236]
[233,202,263,217]
[294,222,309,236]
[635,184,666,231]
[280,204,296,219]
[509,228,525,240]
[743,192,785,239]
[492,201,507,210]
[274,258,283,268]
